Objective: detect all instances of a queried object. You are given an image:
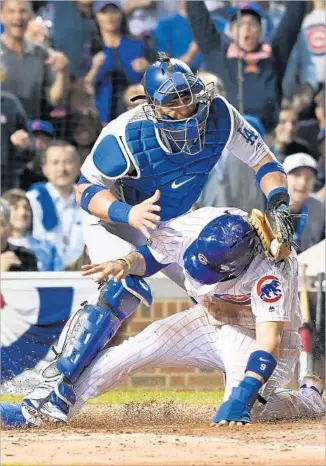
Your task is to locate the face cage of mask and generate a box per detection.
[143,81,215,155]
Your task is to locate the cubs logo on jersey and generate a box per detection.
[257,275,282,303]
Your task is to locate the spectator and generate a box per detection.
[186,1,307,132]
[0,0,69,119]
[153,0,202,70]
[1,89,31,193]
[0,198,38,272]
[123,83,145,110]
[267,2,318,106]
[303,0,326,89]
[269,105,298,162]
[51,0,96,79]
[2,189,63,271]
[85,0,156,124]
[26,141,84,269]
[19,120,55,190]
[283,153,325,253]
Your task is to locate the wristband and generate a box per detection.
[267,187,290,209]
[108,200,132,224]
[116,258,132,272]
[245,350,277,381]
[255,162,286,186]
[80,185,107,213]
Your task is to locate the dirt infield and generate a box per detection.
[1,404,324,466]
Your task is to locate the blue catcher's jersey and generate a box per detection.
[81,96,269,221]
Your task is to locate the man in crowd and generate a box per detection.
[0,198,38,272]
[19,120,55,190]
[1,0,69,119]
[186,1,307,132]
[26,141,84,269]
[284,153,325,253]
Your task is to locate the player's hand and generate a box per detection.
[1,251,22,272]
[128,190,161,239]
[81,261,127,283]
[265,202,294,249]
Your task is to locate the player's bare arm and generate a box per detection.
[76,183,161,239]
[81,251,146,283]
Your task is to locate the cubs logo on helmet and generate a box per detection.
[257,275,282,303]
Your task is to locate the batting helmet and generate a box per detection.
[183,213,257,285]
[142,52,214,155]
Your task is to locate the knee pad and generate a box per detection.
[101,275,153,320]
[56,276,152,384]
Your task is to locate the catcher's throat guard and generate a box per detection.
[248,209,291,262]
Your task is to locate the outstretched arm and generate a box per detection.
[226,103,293,248]
[212,320,284,427]
[81,244,168,282]
[186,0,222,56]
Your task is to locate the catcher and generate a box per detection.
[1,207,323,427]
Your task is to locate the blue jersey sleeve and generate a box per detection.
[136,245,169,277]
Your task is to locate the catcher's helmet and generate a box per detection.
[142,53,214,155]
[183,213,257,285]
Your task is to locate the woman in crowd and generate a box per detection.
[85,1,156,125]
[2,189,63,272]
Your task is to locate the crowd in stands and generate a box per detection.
[0,0,325,273]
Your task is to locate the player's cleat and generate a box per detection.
[300,375,324,397]
[0,402,41,429]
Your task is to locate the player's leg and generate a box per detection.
[22,274,152,422]
[68,304,224,418]
[252,332,325,421]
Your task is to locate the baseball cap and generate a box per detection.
[28,120,54,137]
[283,153,318,175]
[92,1,122,14]
[229,2,264,23]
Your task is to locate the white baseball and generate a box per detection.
[270,239,280,257]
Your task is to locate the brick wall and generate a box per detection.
[110,299,224,390]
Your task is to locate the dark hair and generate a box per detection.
[91,5,130,54]
[2,189,33,233]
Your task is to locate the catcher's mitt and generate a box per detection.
[248,208,291,262]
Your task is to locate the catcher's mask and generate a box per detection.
[183,213,257,285]
[141,53,215,155]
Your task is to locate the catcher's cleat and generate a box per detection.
[0,402,40,429]
[300,375,324,397]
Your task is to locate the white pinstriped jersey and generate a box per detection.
[147,207,302,332]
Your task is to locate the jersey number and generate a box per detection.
[238,126,258,146]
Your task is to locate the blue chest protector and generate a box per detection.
[123,98,231,221]
[92,98,232,221]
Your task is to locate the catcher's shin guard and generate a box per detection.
[25,276,152,422]
[57,275,152,383]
